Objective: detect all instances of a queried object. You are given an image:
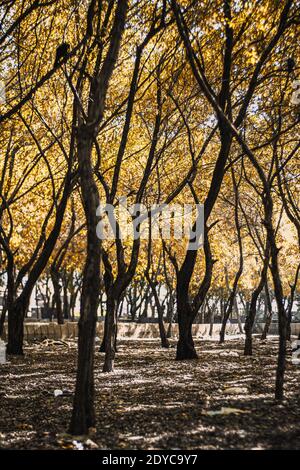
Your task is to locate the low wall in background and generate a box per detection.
[1,322,300,341]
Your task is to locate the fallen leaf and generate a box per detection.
[203,407,249,416]
[223,386,248,395]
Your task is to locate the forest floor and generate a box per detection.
[0,336,299,450]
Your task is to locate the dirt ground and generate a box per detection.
[0,336,299,450]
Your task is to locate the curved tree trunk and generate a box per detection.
[176,225,215,359]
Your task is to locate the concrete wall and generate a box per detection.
[1,322,241,341]
[2,322,299,342]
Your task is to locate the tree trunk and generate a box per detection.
[274,284,287,400]
[70,132,101,435]
[158,313,169,349]
[220,173,243,343]
[209,304,214,337]
[220,290,242,343]
[234,295,243,334]
[176,315,197,359]
[150,280,169,348]
[69,289,77,321]
[166,292,174,338]
[51,269,64,324]
[244,291,260,356]
[63,283,70,320]
[99,311,108,352]
[220,297,232,343]
[71,0,128,430]
[286,265,300,342]
[261,283,272,340]
[286,304,292,342]
[176,295,197,360]
[6,170,72,354]
[176,225,215,359]
[6,297,28,355]
[103,293,118,372]
[70,306,97,434]
[0,303,7,337]
[144,268,169,348]
[100,293,119,355]
[244,249,269,355]
[150,298,156,318]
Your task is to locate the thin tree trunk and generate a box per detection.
[286,264,300,341]
[63,282,70,320]
[99,310,109,352]
[261,282,272,340]
[166,294,174,338]
[70,132,101,434]
[103,293,118,372]
[70,0,128,433]
[146,275,169,349]
[0,302,7,337]
[209,306,214,337]
[244,251,269,355]
[220,169,243,343]
[51,268,64,324]
[262,192,287,400]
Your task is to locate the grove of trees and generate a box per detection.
[0,0,300,439]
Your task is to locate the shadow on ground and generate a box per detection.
[0,337,299,449]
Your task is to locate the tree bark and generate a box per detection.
[261,282,273,340]
[176,301,197,360]
[51,268,64,324]
[244,250,269,355]
[99,309,109,352]
[176,224,215,359]
[6,297,28,355]
[70,0,128,434]
[70,133,100,434]
[209,306,214,337]
[102,293,118,372]
[220,168,243,343]
[0,308,6,337]
[146,276,169,349]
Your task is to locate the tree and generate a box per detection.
[70,0,128,435]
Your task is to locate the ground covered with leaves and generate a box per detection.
[0,336,299,450]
